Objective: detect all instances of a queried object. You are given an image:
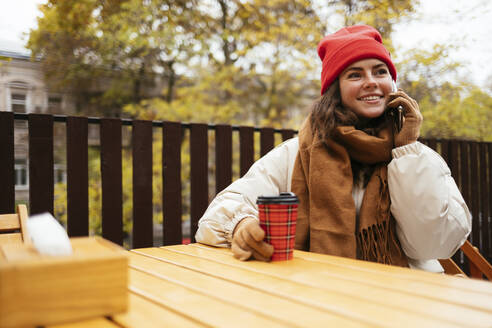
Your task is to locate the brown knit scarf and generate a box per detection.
[291,116,408,267]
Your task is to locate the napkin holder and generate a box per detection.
[0,237,128,328]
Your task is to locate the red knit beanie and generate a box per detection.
[317,25,397,95]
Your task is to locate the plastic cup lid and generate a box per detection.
[256,192,299,204]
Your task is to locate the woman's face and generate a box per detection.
[338,58,393,119]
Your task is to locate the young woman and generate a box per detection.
[195,25,471,271]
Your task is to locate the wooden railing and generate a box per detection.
[0,112,490,273]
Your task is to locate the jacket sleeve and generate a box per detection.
[388,142,472,260]
[195,138,299,247]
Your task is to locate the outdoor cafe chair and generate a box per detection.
[0,204,30,246]
[439,240,492,280]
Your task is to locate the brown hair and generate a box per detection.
[309,80,357,142]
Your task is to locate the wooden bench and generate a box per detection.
[0,204,30,246]
[439,240,492,280]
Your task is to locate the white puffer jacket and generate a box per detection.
[196,138,472,272]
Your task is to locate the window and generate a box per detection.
[11,93,26,113]
[15,159,28,189]
[14,161,67,189]
[9,81,29,113]
[48,96,62,112]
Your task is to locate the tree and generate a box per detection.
[319,0,418,40]
[395,41,492,141]
[28,0,203,116]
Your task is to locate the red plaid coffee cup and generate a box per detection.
[257,192,299,261]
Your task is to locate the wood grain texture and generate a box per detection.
[438,258,466,276]
[0,205,29,246]
[49,318,119,328]
[128,251,364,327]
[0,214,20,231]
[112,293,206,328]
[460,240,492,280]
[146,244,492,327]
[9,242,492,328]
[0,233,22,245]
[17,204,30,245]
[0,237,128,328]
[127,268,287,328]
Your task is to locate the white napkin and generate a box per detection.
[26,213,73,256]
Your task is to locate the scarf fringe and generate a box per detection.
[357,223,388,264]
[356,220,403,265]
[357,173,398,265]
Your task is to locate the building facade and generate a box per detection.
[0,50,73,202]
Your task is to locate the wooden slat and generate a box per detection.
[66,116,89,237]
[0,233,22,245]
[457,141,471,270]
[239,126,254,177]
[427,138,437,152]
[449,141,463,267]
[162,122,182,246]
[17,204,30,245]
[100,118,123,246]
[215,124,232,194]
[28,114,54,215]
[0,237,127,327]
[182,244,492,295]
[479,143,489,258]
[127,268,287,328]
[0,214,20,231]
[48,318,119,328]
[132,120,153,248]
[128,251,364,327]
[0,112,15,214]
[461,240,492,281]
[143,245,492,327]
[460,141,471,208]
[470,141,480,246]
[449,140,460,184]
[190,124,208,243]
[438,258,466,276]
[260,127,274,157]
[112,293,206,328]
[439,139,449,164]
[281,129,295,142]
[489,143,492,260]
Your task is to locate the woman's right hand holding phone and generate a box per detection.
[387,90,423,147]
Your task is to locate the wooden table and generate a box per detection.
[51,243,492,328]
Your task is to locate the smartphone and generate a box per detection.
[387,81,403,133]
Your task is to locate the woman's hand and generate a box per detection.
[387,90,423,147]
[232,217,274,261]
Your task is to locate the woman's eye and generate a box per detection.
[347,72,361,79]
[375,68,388,75]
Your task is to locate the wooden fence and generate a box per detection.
[0,112,490,273]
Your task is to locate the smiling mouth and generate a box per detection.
[358,95,383,101]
